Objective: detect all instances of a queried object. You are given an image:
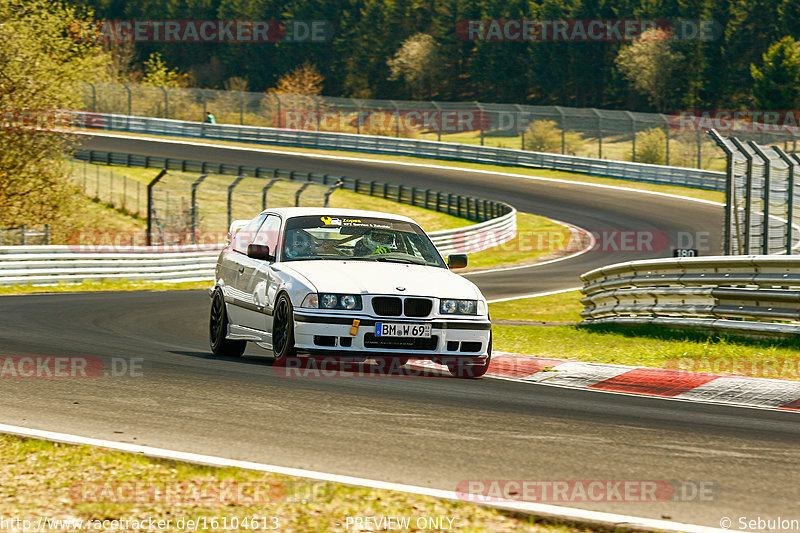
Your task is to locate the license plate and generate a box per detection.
[374,322,432,338]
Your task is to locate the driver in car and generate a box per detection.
[283,229,319,259]
[355,229,396,256]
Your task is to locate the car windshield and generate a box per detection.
[281,215,446,268]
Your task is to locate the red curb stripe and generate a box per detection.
[778,399,800,411]
[488,355,565,378]
[588,368,719,397]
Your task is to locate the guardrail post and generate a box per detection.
[146,169,167,246]
[774,146,797,254]
[749,142,773,255]
[227,176,245,228]
[190,174,209,244]
[295,182,313,207]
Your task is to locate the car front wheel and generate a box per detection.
[210,289,247,357]
[271,293,296,364]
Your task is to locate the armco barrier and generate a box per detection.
[0,245,220,286]
[72,112,726,191]
[580,255,800,337]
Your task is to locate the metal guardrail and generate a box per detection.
[0,209,515,286]
[580,255,800,337]
[73,112,726,191]
[0,245,220,286]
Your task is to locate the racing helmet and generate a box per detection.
[361,229,395,254]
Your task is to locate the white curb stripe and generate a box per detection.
[487,286,582,304]
[676,377,800,408]
[0,423,729,533]
[523,361,635,388]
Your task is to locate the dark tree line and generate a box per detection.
[67,0,800,111]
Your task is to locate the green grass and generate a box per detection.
[493,324,800,379]
[464,214,576,271]
[489,290,584,322]
[0,280,211,296]
[94,130,726,204]
[0,433,591,533]
[489,290,800,380]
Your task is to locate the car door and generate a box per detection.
[237,214,282,332]
[226,213,267,326]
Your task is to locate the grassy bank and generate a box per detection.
[0,434,589,533]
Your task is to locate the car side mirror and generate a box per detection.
[247,244,274,261]
[447,254,468,269]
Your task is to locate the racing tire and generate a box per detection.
[271,293,297,365]
[210,289,247,357]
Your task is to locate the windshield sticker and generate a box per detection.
[320,216,342,226]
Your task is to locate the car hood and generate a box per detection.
[276,260,482,300]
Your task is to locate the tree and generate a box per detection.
[142,52,189,87]
[615,28,685,112]
[0,0,107,231]
[387,33,441,100]
[751,37,800,110]
[271,62,325,96]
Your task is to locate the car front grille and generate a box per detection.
[372,297,403,316]
[404,298,432,317]
[364,333,439,351]
[371,296,433,317]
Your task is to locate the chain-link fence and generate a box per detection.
[710,130,800,255]
[68,160,146,216]
[0,225,51,245]
[76,82,800,172]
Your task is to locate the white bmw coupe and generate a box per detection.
[210,207,492,377]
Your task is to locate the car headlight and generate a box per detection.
[440,299,477,315]
[303,293,362,310]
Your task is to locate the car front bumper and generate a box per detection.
[292,311,491,359]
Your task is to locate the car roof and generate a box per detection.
[259,207,418,225]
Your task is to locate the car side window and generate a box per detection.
[233,214,267,254]
[252,215,281,258]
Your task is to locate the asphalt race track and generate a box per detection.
[1,134,797,527]
[77,134,723,299]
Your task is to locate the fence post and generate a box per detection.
[592,108,602,158]
[295,182,313,206]
[21,224,26,246]
[146,169,167,246]
[555,106,566,154]
[160,86,168,119]
[0,226,3,246]
[190,174,209,244]
[730,137,753,254]
[122,83,132,129]
[475,102,484,146]
[708,130,735,255]
[262,178,280,209]
[626,111,636,162]
[749,142,772,255]
[44,224,50,245]
[774,146,796,255]
[663,116,670,166]
[696,128,702,168]
[227,176,245,228]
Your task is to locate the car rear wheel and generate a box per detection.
[271,293,296,365]
[448,334,492,378]
[210,290,247,357]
